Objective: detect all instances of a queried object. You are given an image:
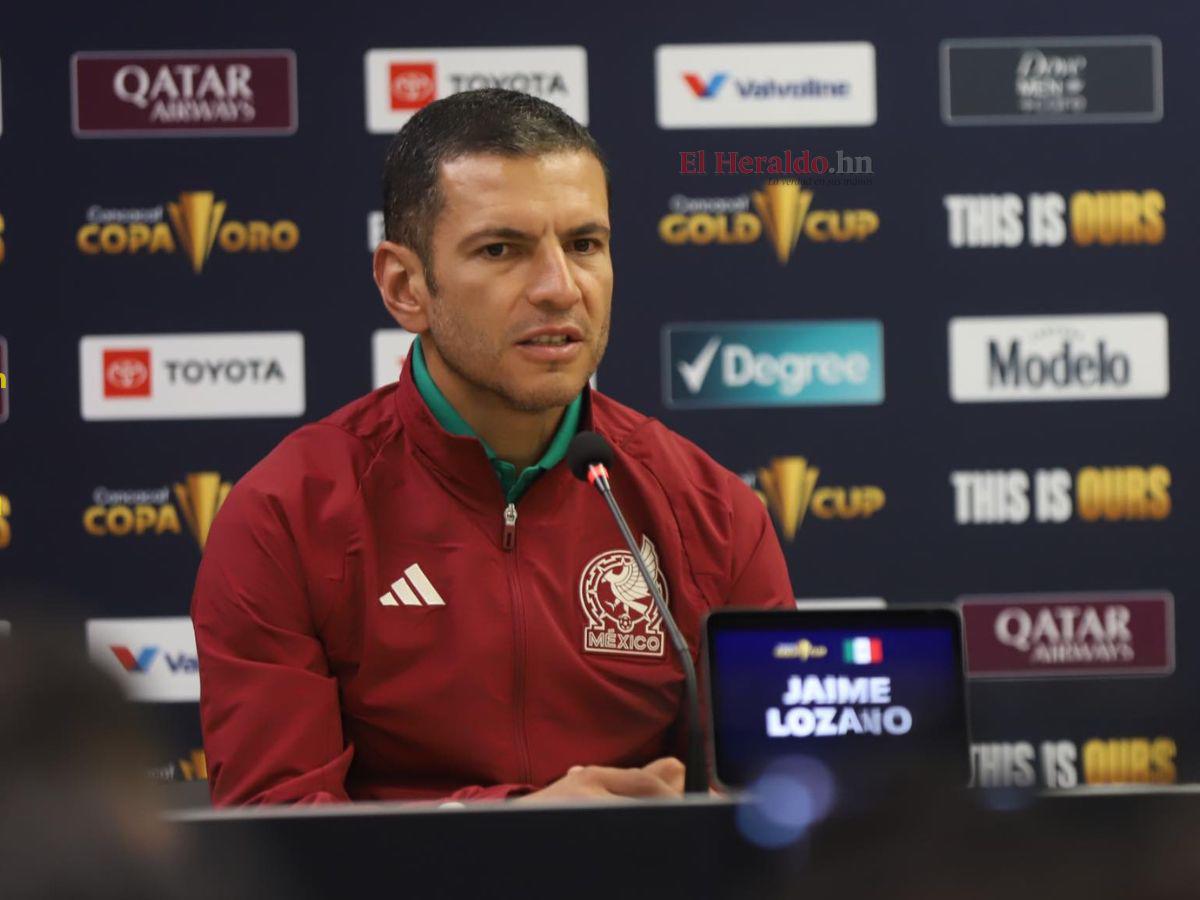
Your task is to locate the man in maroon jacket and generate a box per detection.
[192,89,795,806]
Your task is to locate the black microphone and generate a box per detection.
[567,431,707,795]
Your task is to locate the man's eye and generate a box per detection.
[481,243,507,258]
[572,238,598,253]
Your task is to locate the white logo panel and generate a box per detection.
[949,313,1168,403]
[372,328,417,388]
[656,42,876,128]
[80,331,305,420]
[365,46,588,133]
[86,616,199,702]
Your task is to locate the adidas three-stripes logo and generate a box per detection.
[379,564,446,607]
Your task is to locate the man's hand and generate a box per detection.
[514,757,686,804]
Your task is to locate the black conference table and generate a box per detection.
[167,785,1200,899]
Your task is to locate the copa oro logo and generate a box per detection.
[659,182,879,264]
[83,472,232,550]
[0,493,11,550]
[747,456,885,540]
[77,192,299,273]
[175,748,209,781]
[0,211,6,265]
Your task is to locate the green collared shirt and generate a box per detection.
[411,336,582,504]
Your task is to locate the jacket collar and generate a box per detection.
[392,349,597,509]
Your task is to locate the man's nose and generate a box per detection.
[525,241,583,310]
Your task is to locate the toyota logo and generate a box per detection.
[106,357,149,390]
[392,71,435,105]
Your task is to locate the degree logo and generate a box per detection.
[110,645,158,673]
[683,72,727,98]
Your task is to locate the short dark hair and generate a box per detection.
[381,88,608,291]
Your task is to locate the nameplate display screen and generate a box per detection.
[706,609,968,791]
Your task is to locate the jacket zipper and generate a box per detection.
[502,502,517,550]
[502,502,533,785]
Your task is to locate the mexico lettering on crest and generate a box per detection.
[579,536,667,658]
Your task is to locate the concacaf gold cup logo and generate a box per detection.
[150,749,209,784]
[744,456,885,540]
[76,192,299,273]
[660,182,879,265]
[0,211,7,265]
[0,493,11,550]
[83,472,231,551]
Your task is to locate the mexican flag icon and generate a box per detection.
[843,636,883,665]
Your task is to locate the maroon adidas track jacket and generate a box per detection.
[191,356,795,805]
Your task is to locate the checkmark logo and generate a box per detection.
[676,337,721,394]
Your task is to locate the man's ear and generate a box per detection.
[374,240,432,332]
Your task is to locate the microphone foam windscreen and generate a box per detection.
[566,431,614,481]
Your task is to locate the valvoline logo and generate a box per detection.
[109,643,198,674]
[88,617,200,701]
[683,72,727,98]
[111,645,158,673]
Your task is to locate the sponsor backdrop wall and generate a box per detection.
[0,1,1196,791]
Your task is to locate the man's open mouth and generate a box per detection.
[521,334,576,346]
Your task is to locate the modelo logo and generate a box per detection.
[949,314,1168,402]
[664,321,883,408]
[990,339,1128,387]
[81,332,305,420]
[72,50,298,137]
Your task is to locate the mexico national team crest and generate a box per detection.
[579,536,668,658]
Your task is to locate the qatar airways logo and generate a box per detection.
[81,332,305,420]
[71,50,298,137]
[960,592,1174,678]
[657,42,876,128]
